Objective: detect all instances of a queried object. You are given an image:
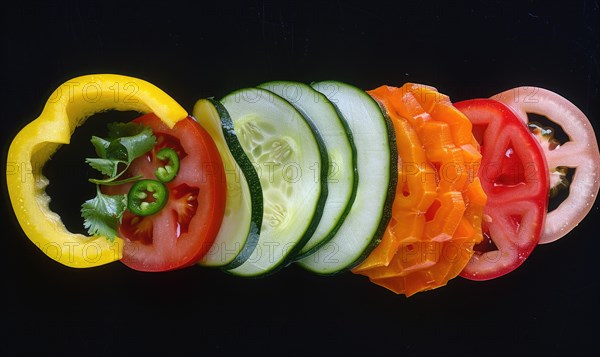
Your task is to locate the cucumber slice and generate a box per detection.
[192,99,262,269]
[221,88,328,277]
[258,81,358,259]
[297,81,397,275]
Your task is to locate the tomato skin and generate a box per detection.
[107,114,226,272]
[454,99,549,281]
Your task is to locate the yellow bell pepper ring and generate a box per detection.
[6,74,188,268]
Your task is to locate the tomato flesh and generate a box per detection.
[105,113,226,272]
[494,147,526,187]
[454,99,549,280]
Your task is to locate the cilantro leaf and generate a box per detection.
[85,158,119,177]
[83,122,157,239]
[104,122,156,163]
[85,122,156,184]
[90,136,111,158]
[81,188,127,241]
[117,125,157,161]
[106,142,129,161]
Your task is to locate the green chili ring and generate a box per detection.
[155,147,180,183]
[128,179,169,216]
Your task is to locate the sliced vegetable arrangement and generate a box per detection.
[6,74,599,296]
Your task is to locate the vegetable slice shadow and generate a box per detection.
[44,110,142,236]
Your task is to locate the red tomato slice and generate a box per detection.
[453,99,549,280]
[105,113,226,272]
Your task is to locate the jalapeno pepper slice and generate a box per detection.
[127,179,169,216]
[155,147,180,183]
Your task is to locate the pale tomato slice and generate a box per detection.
[491,87,600,244]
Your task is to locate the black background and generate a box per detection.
[2,1,599,356]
